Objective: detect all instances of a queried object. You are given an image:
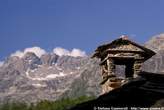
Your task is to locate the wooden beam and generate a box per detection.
[107,58,115,76]
[99,54,110,65]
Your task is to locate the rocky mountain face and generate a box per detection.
[0,33,164,103]
[0,52,101,103]
[143,33,164,73]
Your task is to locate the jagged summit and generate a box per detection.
[0,51,100,103]
[145,33,164,52]
[143,33,164,73]
[40,53,59,66]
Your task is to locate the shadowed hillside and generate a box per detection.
[70,72,164,110]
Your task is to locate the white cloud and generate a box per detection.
[70,48,86,57]
[0,61,4,67]
[53,47,70,56]
[53,47,86,57]
[10,46,87,58]
[24,47,46,57]
[11,50,24,58]
[11,47,46,58]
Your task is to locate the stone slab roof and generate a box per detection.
[92,37,156,60]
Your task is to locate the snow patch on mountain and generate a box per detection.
[46,72,66,79]
[30,68,38,73]
[25,69,69,81]
[48,66,53,69]
[76,67,80,70]
[32,83,47,88]
[56,66,62,71]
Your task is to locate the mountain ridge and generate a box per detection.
[0,51,101,103]
[0,33,164,103]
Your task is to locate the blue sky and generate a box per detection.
[0,0,164,60]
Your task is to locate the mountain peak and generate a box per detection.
[40,53,59,65]
[145,33,164,52]
[4,56,20,65]
[23,52,39,60]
